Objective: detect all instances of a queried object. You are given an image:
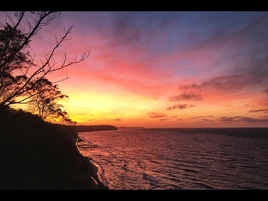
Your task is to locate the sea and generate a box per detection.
[77,127,268,190]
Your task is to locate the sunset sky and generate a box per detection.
[2,11,268,128]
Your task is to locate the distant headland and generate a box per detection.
[117,127,145,129]
[75,125,118,132]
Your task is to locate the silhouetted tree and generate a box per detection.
[0,11,89,123]
[26,77,74,124]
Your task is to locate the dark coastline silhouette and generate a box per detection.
[75,125,118,133]
[0,105,110,189]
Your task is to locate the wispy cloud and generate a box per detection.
[179,73,263,93]
[191,115,214,119]
[148,112,168,118]
[249,109,268,113]
[218,116,268,123]
[166,104,194,110]
[168,92,203,101]
[199,118,215,122]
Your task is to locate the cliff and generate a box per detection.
[0,105,108,190]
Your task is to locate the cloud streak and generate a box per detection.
[148,112,168,118]
[218,116,268,123]
[249,109,268,113]
[168,92,203,101]
[166,104,194,110]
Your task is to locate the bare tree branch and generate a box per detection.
[0,11,89,124]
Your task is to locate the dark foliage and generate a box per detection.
[0,12,89,124]
[0,105,108,189]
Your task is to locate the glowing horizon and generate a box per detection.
[2,11,268,128]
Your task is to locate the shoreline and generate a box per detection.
[75,137,109,190]
[85,158,109,190]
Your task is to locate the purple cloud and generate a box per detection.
[180,73,255,92]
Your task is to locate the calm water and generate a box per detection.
[77,128,268,190]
